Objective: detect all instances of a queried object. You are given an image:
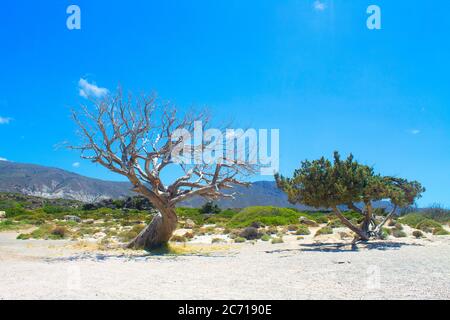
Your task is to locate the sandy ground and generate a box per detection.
[1,230,449,300]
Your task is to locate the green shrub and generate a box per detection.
[51,226,68,239]
[327,219,344,228]
[308,214,329,224]
[176,207,205,225]
[17,224,65,240]
[234,237,246,243]
[381,228,391,239]
[295,225,311,235]
[271,237,284,244]
[199,201,221,214]
[392,229,407,238]
[227,206,303,228]
[416,219,442,233]
[211,238,225,243]
[433,227,449,236]
[400,213,429,228]
[315,226,333,237]
[260,234,271,241]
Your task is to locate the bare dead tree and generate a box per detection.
[70,89,256,250]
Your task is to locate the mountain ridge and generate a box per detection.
[0,161,394,211]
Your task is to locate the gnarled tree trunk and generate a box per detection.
[332,206,370,241]
[127,207,178,251]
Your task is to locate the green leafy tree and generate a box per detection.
[199,201,221,214]
[275,152,425,241]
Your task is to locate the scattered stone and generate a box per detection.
[83,219,95,224]
[93,232,107,239]
[64,215,82,223]
[338,232,351,240]
[299,216,318,227]
[0,211,6,219]
[184,219,196,229]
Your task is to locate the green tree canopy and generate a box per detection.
[275,152,425,240]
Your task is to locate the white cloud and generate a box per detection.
[313,1,327,11]
[0,157,7,161]
[72,162,81,168]
[0,116,12,124]
[410,129,421,135]
[78,78,109,99]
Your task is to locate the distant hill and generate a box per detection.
[0,161,395,211]
[0,161,132,202]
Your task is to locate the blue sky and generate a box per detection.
[0,0,449,206]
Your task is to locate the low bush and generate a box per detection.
[327,219,344,228]
[295,225,311,235]
[260,234,271,241]
[227,206,303,228]
[416,219,443,233]
[234,237,246,243]
[51,226,68,239]
[412,230,424,238]
[315,226,333,237]
[239,227,260,240]
[400,213,430,228]
[432,227,449,236]
[271,237,284,244]
[392,229,407,238]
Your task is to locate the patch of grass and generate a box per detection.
[17,224,69,240]
[295,225,311,235]
[433,227,449,236]
[227,206,304,228]
[392,229,407,238]
[327,219,344,228]
[260,234,271,241]
[416,219,443,233]
[271,237,284,244]
[400,213,431,228]
[315,226,333,237]
[51,226,68,238]
[0,219,30,231]
[234,237,246,243]
[118,224,145,242]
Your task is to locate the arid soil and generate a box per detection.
[1,229,449,300]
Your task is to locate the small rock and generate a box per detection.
[93,232,107,239]
[184,219,196,229]
[338,232,351,240]
[64,215,81,223]
[0,211,6,219]
[83,219,95,224]
[299,216,318,227]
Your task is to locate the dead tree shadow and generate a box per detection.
[265,241,423,254]
[47,250,232,262]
